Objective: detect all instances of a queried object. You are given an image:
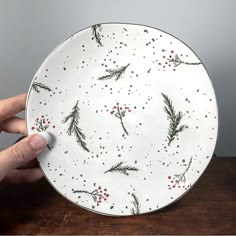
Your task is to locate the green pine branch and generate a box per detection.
[104,161,139,175]
[91,24,103,46]
[167,54,202,67]
[32,82,52,93]
[62,101,89,152]
[98,63,130,81]
[131,193,141,215]
[72,189,104,202]
[173,157,193,187]
[162,93,188,145]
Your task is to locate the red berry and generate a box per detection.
[171,50,174,53]
[173,69,176,71]
[120,107,122,110]
[100,191,102,193]
[48,121,50,124]
[104,198,107,201]
[172,185,175,188]
[98,186,101,190]
[116,103,119,105]
[110,111,113,115]
[171,181,173,183]
[128,110,131,112]
[31,127,35,130]
[41,115,44,118]
[169,55,172,58]
[114,106,116,109]
[97,204,99,206]
[52,125,56,128]
[168,176,171,179]
[104,193,106,196]
[163,56,166,58]
[165,62,168,64]
[175,180,178,183]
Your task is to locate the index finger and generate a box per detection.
[0,93,27,121]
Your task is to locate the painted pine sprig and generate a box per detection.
[98,63,130,81]
[32,81,52,93]
[91,24,103,46]
[172,157,193,189]
[104,161,139,176]
[167,54,201,67]
[162,93,188,145]
[131,193,141,215]
[62,100,89,152]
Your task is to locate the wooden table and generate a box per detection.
[0,157,235,235]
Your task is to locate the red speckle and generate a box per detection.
[98,186,101,190]
[43,121,46,124]
[104,198,107,201]
[171,181,173,183]
[178,186,181,188]
[165,62,168,64]
[31,127,35,130]
[128,110,131,112]
[41,115,44,118]
[173,69,176,71]
[175,180,178,183]
[110,111,113,115]
[168,176,171,179]
[171,50,174,53]
[172,58,174,61]
[169,55,172,58]
[48,121,50,124]
[36,118,39,121]
[183,186,185,188]
[172,185,176,188]
[116,103,119,105]
[52,125,56,128]
[169,64,171,67]
[104,193,106,196]
[120,107,122,110]
[97,204,99,206]
[163,56,166,58]
[114,106,116,109]
[99,197,102,200]
[100,191,103,193]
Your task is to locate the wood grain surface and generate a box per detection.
[0,157,235,235]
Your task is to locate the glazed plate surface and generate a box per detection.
[26,23,218,216]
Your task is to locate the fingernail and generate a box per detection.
[29,132,50,151]
[38,131,51,144]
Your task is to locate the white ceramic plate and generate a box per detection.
[26,23,218,216]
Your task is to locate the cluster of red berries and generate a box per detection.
[31,115,55,131]
[167,175,191,190]
[162,50,176,71]
[110,102,131,115]
[96,186,109,206]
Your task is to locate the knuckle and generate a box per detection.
[10,143,29,163]
[0,107,6,120]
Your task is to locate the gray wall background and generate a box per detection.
[0,0,235,156]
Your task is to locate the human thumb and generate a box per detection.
[0,132,50,181]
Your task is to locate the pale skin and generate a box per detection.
[0,93,47,184]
